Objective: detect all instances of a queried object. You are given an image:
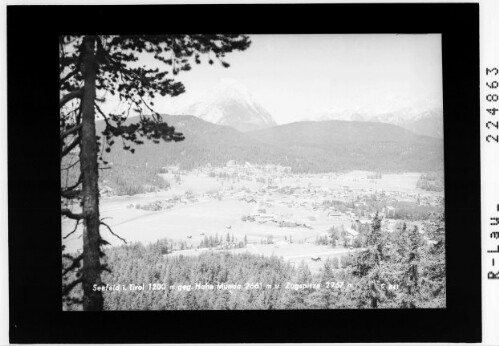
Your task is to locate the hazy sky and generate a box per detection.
[108,34,443,124]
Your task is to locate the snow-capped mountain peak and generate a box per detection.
[308,105,443,138]
[181,79,276,132]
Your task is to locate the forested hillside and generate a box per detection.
[248,120,443,172]
[63,214,445,310]
[91,115,443,195]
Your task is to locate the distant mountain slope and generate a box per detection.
[313,107,443,138]
[98,115,441,169]
[94,115,443,194]
[251,120,423,146]
[180,78,277,132]
[401,109,443,138]
[247,120,443,172]
[96,115,290,176]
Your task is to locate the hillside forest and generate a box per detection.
[63,213,445,310]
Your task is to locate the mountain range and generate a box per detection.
[180,78,276,133]
[97,115,443,175]
[92,79,444,194]
[313,107,443,138]
[178,78,443,138]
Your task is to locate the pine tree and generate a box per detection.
[393,222,409,260]
[351,212,385,308]
[400,225,422,308]
[60,34,251,310]
[328,226,340,247]
[420,212,446,307]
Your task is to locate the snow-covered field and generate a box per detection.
[62,198,343,254]
[62,170,440,272]
[165,243,360,273]
[281,171,423,193]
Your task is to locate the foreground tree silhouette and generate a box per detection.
[60,35,251,310]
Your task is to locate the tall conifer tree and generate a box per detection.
[60,34,251,310]
[351,212,385,308]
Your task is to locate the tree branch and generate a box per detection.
[62,278,82,296]
[61,158,80,171]
[100,221,127,244]
[62,254,83,276]
[60,88,83,108]
[61,208,85,220]
[61,123,82,140]
[94,102,113,128]
[61,189,81,199]
[138,94,160,117]
[62,174,82,194]
[60,70,78,87]
[61,135,81,158]
[63,219,81,240]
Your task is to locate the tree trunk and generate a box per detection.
[79,36,103,311]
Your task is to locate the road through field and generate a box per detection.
[283,249,355,260]
[242,243,356,260]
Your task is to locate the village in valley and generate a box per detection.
[61,161,444,273]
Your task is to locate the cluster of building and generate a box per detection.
[124,163,443,247]
[241,212,312,229]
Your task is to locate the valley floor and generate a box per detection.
[62,168,443,274]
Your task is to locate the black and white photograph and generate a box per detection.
[7,2,484,343]
[60,33,446,311]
